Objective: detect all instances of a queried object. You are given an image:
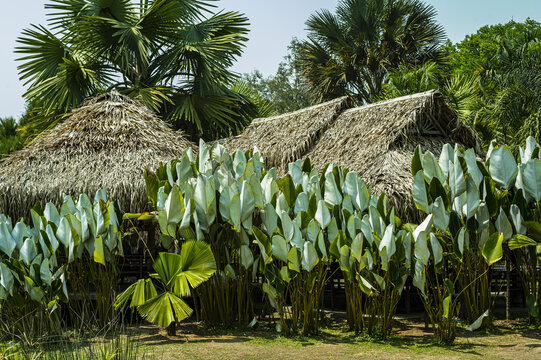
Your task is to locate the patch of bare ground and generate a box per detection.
[134,317,541,360]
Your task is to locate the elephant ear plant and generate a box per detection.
[339,193,410,338]
[135,140,266,327]
[411,145,505,343]
[115,240,216,336]
[499,137,541,322]
[0,190,123,340]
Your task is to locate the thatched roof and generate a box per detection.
[0,92,195,220]
[224,90,484,223]
[222,96,354,172]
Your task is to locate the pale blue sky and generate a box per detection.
[1,0,540,118]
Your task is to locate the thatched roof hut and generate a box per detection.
[224,90,484,223]
[223,96,354,172]
[0,92,195,220]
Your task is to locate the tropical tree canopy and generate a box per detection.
[16,0,258,141]
[297,0,446,104]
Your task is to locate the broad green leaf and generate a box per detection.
[422,151,445,183]
[413,171,429,212]
[240,244,254,269]
[40,259,52,286]
[302,241,319,271]
[315,200,331,229]
[20,237,37,266]
[438,144,454,178]
[262,203,278,236]
[489,145,517,189]
[482,232,503,266]
[449,158,466,198]
[496,209,513,241]
[509,204,527,235]
[94,236,105,265]
[324,172,342,206]
[272,235,288,262]
[429,233,443,264]
[287,247,300,272]
[431,197,449,231]
[294,192,309,214]
[522,159,541,201]
[464,149,483,187]
[466,175,480,219]
[0,222,16,257]
[442,295,451,319]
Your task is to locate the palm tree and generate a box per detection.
[297,0,446,104]
[16,0,255,141]
[115,240,216,336]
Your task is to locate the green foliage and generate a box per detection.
[115,241,216,329]
[0,117,22,157]
[0,190,123,339]
[243,38,312,114]
[297,0,446,104]
[16,0,256,141]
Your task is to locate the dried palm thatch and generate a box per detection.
[0,92,195,221]
[222,96,354,172]
[226,90,484,223]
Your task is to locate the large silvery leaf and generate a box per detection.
[0,222,16,257]
[496,209,513,241]
[279,211,295,243]
[509,204,527,235]
[413,215,433,265]
[422,151,445,184]
[464,149,483,187]
[302,241,319,272]
[272,235,289,262]
[288,160,303,185]
[378,224,396,268]
[521,159,541,202]
[344,172,369,212]
[489,145,517,190]
[44,203,60,225]
[294,192,309,214]
[449,158,466,199]
[482,232,503,266]
[315,200,331,229]
[287,247,300,272]
[198,139,211,174]
[239,181,255,224]
[324,172,342,206]
[413,171,429,212]
[20,237,37,266]
[429,233,443,264]
[262,203,278,236]
[466,175,480,219]
[0,263,14,296]
[240,245,254,269]
[261,173,278,204]
[11,221,28,250]
[431,197,449,231]
[165,186,184,226]
[438,144,454,178]
[521,136,538,163]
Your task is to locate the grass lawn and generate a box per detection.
[134,315,541,360]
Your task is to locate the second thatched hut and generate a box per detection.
[223,90,484,223]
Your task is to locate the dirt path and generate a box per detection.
[135,320,541,360]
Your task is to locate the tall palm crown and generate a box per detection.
[16,0,253,140]
[298,0,446,104]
